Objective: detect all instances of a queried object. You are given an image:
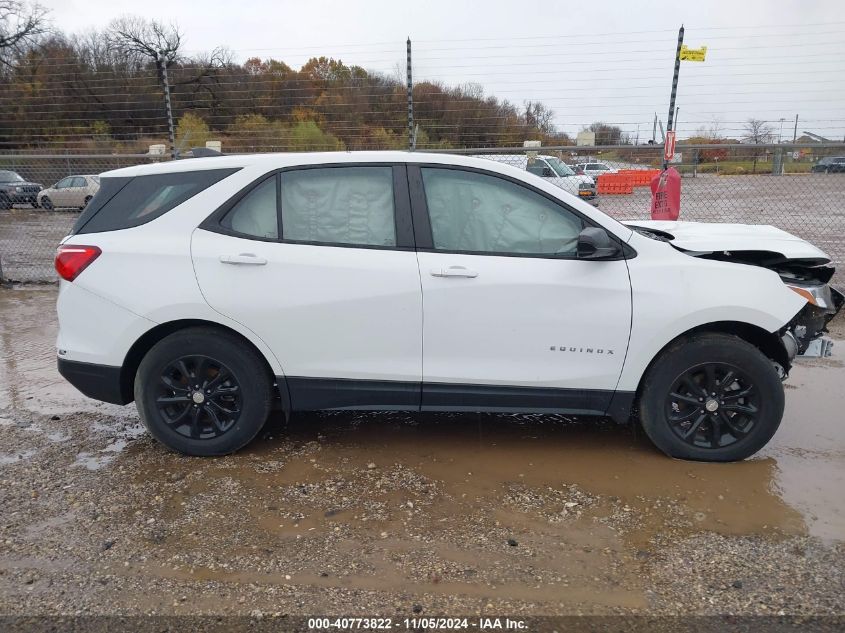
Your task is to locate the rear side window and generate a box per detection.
[73,168,239,234]
[280,167,396,247]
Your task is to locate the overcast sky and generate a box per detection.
[40,0,845,142]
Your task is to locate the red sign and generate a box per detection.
[664,130,676,161]
[650,167,681,220]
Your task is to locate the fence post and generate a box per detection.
[664,25,684,169]
[406,37,415,151]
[158,50,177,160]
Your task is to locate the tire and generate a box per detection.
[638,333,784,462]
[81,195,92,209]
[134,327,273,456]
[40,196,53,211]
[0,194,10,210]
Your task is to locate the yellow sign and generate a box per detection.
[680,45,707,62]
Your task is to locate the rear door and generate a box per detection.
[68,177,87,207]
[191,164,423,410]
[409,165,632,415]
[52,177,72,206]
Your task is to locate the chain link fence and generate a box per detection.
[1,144,843,283]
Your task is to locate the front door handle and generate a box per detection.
[219,253,267,266]
[430,265,479,278]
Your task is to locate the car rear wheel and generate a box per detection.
[0,194,10,210]
[638,333,784,462]
[134,328,273,456]
[40,196,53,210]
[81,195,92,209]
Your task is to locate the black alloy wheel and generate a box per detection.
[665,362,759,450]
[639,333,784,461]
[156,355,242,440]
[135,327,273,456]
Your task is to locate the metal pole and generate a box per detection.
[158,51,177,160]
[664,25,684,169]
[793,114,798,143]
[406,37,415,151]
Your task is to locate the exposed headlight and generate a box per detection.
[14,186,22,192]
[786,283,834,310]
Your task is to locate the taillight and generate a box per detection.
[55,245,101,281]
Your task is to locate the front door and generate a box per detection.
[409,165,632,415]
[192,164,423,410]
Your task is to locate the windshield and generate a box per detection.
[545,157,576,177]
[0,170,24,182]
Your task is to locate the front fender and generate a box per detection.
[618,239,806,391]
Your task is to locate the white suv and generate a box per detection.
[55,152,842,460]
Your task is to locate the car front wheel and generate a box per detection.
[134,328,272,456]
[40,196,53,210]
[638,333,784,462]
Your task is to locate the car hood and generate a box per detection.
[548,175,595,188]
[624,220,830,262]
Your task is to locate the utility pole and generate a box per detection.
[157,50,177,160]
[793,114,798,143]
[406,37,415,151]
[778,117,785,143]
[664,25,684,168]
[652,113,657,143]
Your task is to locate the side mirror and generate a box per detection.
[541,167,554,177]
[577,227,622,260]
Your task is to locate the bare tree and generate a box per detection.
[0,0,48,68]
[743,118,774,173]
[107,16,183,156]
[524,101,555,135]
[107,15,181,68]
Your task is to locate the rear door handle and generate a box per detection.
[219,253,267,266]
[430,265,478,278]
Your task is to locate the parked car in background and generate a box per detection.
[0,170,43,209]
[479,154,597,203]
[811,156,845,173]
[38,175,100,210]
[55,152,842,461]
[574,162,618,179]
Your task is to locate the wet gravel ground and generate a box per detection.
[0,286,844,619]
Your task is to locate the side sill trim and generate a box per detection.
[280,376,634,421]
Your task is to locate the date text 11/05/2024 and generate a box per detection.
[307,617,528,630]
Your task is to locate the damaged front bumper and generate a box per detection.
[781,283,844,360]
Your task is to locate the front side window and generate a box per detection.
[55,177,72,189]
[280,167,396,247]
[420,168,584,256]
[220,176,278,239]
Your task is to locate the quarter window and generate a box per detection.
[280,167,396,247]
[74,168,238,235]
[220,176,279,239]
[420,168,584,256]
